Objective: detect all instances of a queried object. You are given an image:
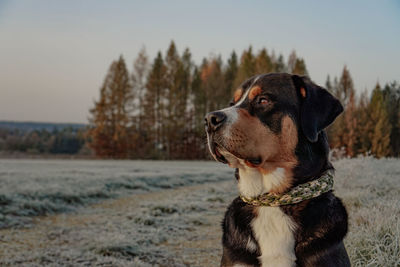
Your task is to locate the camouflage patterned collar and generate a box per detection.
[240,171,334,207]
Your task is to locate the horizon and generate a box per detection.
[0,119,87,125]
[1,0,400,123]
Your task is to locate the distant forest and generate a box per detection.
[0,122,87,155]
[1,41,399,159]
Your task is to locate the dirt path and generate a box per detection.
[0,180,236,266]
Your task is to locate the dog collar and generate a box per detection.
[240,171,334,207]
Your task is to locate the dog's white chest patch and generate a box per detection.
[251,206,297,267]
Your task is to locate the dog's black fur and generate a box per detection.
[205,73,350,266]
[220,193,349,267]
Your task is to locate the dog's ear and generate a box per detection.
[292,75,343,143]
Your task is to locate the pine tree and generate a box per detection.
[192,66,206,131]
[191,66,208,158]
[234,46,256,88]
[270,50,277,71]
[287,50,297,74]
[325,75,336,147]
[164,41,186,158]
[292,58,308,76]
[144,51,167,158]
[274,54,286,72]
[224,51,239,103]
[368,83,392,158]
[354,90,371,155]
[328,67,355,152]
[178,47,193,158]
[325,75,333,93]
[131,47,149,157]
[181,48,193,110]
[337,65,354,107]
[333,76,339,96]
[382,81,400,156]
[88,56,133,158]
[201,56,226,111]
[255,48,273,74]
[343,90,357,156]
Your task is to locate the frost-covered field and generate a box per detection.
[0,160,231,229]
[0,158,399,266]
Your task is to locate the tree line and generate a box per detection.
[326,67,400,158]
[0,127,87,155]
[85,41,399,159]
[87,41,308,159]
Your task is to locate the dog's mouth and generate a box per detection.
[211,141,263,168]
[213,143,228,164]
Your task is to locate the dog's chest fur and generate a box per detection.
[239,168,297,266]
[251,207,296,267]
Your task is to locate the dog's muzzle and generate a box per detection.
[205,111,229,163]
[204,111,226,133]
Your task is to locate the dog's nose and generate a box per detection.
[205,111,227,132]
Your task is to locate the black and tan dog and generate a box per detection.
[205,73,350,267]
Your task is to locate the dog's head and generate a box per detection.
[205,73,343,193]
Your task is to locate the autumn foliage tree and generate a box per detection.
[88,56,134,158]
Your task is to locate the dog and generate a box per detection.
[205,73,350,267]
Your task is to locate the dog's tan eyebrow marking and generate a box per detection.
[233,88,243,102]
[249,86,262,101]
[234,75,262,105]
[300,87,306,98]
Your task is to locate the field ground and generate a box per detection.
[0,158,399,266]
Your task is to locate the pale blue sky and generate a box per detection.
[1,0,399,123]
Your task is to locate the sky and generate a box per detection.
[0,0,399,123]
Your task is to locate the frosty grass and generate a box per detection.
[0,157,399,266]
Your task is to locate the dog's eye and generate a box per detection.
[258,97,268,105]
